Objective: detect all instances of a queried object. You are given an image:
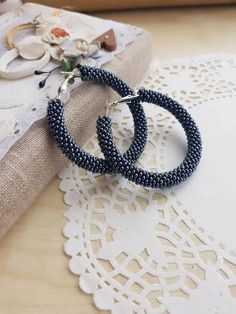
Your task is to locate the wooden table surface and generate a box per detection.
[1,5,236,314]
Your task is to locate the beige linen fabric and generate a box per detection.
[0,32,151,238]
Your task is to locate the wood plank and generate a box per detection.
[1,5,236,313]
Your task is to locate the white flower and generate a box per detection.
[59,39,100,58]
[35,14,70,45]
[33,14,101,62]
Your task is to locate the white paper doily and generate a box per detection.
[0,3,142,160]
[59,55,236,313]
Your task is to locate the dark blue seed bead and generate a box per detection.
[47,65,148,175]
[97,87,202,188]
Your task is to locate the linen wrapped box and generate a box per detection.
[0,4,152,237]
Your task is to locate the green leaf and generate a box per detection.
[60,58,73,72]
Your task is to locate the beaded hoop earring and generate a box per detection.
[96,89,202,188]
[47,66,148,174]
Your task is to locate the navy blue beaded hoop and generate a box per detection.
[96,89,202,188]
[47,66,148,174]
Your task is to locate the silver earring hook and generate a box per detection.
[105,94,140,116]
[57,68,82,100]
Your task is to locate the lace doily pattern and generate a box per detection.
[0,3,142,160]
[59,56,236,313]
[144,56,236,109]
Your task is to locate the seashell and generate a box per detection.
[49,45,62,61]
[41,31,69,45]
[35,14,68,39]
[16,35,48,60]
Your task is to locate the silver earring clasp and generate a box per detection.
[57,68,82,99]
[112,94,140,105]
[106,94,140,116]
